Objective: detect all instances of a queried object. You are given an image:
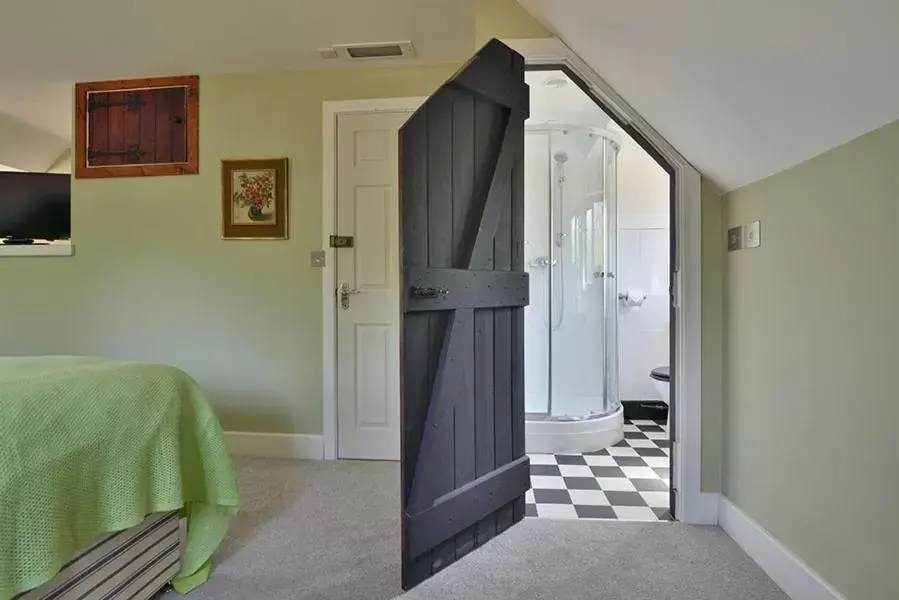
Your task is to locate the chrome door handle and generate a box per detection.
[338,282,361,310]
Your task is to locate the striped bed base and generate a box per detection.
[15,512,183,600]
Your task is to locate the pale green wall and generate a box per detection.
[701,176,724,491]
[723,119,899,599]
[0,65,456,435]
[475,0,552,47]
[0,1,551,435]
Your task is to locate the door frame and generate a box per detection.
[321,97,426,461]
[506,37,714,525]
[321,39,715,525]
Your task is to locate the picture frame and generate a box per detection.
[221,158,289,240]
[74,75,199,179]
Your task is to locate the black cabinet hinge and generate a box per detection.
[88,91,146,112]
[87,144,145,162]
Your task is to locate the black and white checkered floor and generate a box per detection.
[525,419,671,521]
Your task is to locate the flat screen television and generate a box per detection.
[0,172,71,241]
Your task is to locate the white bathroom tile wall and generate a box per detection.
[642,229,670,296]
[618,227,670,402]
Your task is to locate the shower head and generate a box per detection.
[553,151,569,163]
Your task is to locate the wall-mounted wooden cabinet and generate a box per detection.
[74,75,198,179]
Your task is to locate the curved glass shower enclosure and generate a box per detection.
[524,124,620,421]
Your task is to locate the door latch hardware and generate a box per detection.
[329,235,354,248]
[410,286,449,299]
[87,91,147,112]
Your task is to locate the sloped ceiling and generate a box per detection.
[5,0,899,189]
[0,0,476,171]
[520,0,899,191]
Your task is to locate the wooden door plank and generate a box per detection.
[170,87,188,163]
[138,91,157,164]
[105,92,125,165]
[400,106,437,587]
[154,89,173,163]
[451,91,475,267]
[473,93,500,545]
[510,117,527,521]
[124,96,141,163]
[401,110,429,269]
[450,89,477,560]
[405,268,528,312]
[401,108,431,505]
[473,307,497,545]
[471,98,502,272]
[449,72,528,116]
[493,165,515,532]
[407,308,474,514]
[88,99,108,167]
[405,455,530,560]
[465,118,519,270]
[424,89,457,572]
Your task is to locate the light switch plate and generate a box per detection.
[727,226,743,252]
[745,220,761,248]
[310,250,326,268]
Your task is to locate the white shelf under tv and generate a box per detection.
[0,240,73,257]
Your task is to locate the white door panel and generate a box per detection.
[336,111,408,460]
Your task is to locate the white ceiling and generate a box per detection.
[521,0,899,190]
[527,70,612,129]
[6,0,899,189]
[0,0,475,145]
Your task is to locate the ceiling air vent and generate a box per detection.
[330,41,415,61]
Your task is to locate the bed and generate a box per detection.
[13,512,183,600]
[0,357,241,600]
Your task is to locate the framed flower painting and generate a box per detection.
[221,158,288,239]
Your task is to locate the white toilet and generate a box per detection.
[649,366,670,429]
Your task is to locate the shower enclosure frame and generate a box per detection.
[523,122,621,423]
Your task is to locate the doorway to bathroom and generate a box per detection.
[522,68,674,522]
[321,41,709,528]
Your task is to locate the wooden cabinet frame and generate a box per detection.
[74,75,199,179]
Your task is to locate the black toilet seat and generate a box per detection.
[650,366,670,382]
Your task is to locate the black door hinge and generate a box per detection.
[88,91,146,112]
[88,144,145,162]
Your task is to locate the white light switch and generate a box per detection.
[746,221,761,248]
[310,250,326,268]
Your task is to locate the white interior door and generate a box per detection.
[336,110,409,460]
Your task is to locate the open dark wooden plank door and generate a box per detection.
[399,39,530,590]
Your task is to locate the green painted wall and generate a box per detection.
[701,176,724,491]
[0,2,553,437]
[475,0,552,47]
[0,65,456,435]
[723,119,899,599]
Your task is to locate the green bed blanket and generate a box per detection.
[0,356,241,599]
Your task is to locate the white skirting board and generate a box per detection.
[223,432,324,460]
[682,492,720,525]
[718,496,847,600]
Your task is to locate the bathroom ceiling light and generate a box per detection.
[543,76,569,89]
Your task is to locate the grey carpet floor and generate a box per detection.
[163,458,788,600]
